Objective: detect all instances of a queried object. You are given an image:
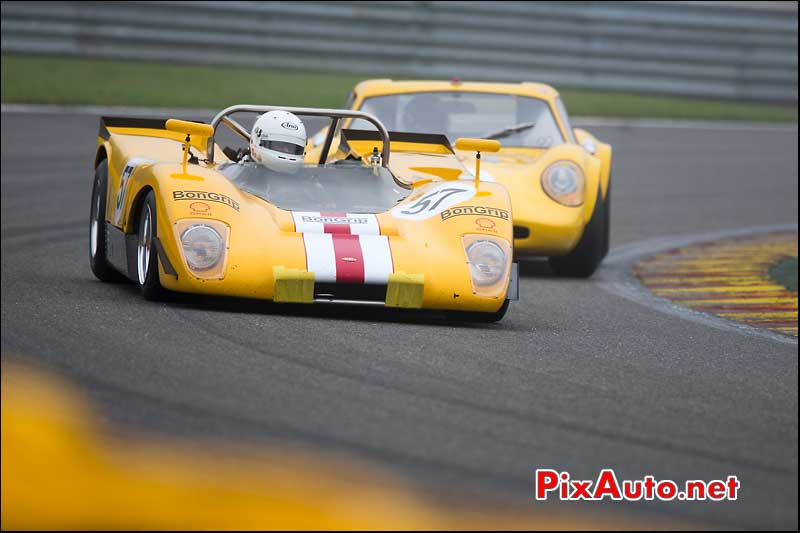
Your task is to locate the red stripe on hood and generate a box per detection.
[331,234,365,284]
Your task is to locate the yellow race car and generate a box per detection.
[307,79,613,277]
[89,105,518,321]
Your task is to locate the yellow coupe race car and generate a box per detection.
[307,80,613,277]
[89,105,518,321]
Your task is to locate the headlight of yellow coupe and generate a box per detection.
[541,161,585,207]
[174,219,230,279]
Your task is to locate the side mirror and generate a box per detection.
[454,138,501,190]
[455,138,501,153]
[165,119,214,174]
[165,119,214,138]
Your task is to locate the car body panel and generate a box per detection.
[309,80,613,257]
[95,116,514,313]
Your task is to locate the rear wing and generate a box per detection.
[98,116,207,140]
[96,116,215,169]
[342,129,454,156]
[342,129,473,185]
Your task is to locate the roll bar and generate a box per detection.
[207,105,391,166]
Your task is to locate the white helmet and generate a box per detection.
[250,110,307,173]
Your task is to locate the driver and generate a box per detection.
[249,110,307,173]
[402,93,447,134]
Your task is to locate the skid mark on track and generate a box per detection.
[636,231,798,338]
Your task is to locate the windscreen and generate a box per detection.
[350,91,565,148]
[220,161,408,213]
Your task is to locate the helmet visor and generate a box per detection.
[260,139,304,156]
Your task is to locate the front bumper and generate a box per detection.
[512,213,585,256]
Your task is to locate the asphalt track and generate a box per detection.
[1,110,798,529]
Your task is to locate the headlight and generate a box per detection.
[463,235,512,298]
[181,224,223,271]
[467,240,506,287]
[541,161,585,206]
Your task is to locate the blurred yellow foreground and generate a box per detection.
[2,360,646,530]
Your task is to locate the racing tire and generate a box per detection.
[548,185,607,278]
[89,160,126,282]
[446,299,510,323]
[136,191,166,301]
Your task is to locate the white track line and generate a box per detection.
[595,224,799,346]
[0,103,216,117]
[573,116,798,132]
[2,104,797,132]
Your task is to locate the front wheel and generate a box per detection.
[137,191,165,300]
[548,185,608,278]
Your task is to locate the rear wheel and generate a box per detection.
[548,184,608,278]
[89,160,125,282]
[137,191,165,300]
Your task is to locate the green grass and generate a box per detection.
[1,54,363,109]
[769,256,798,291]
[559,88,797,122]
[2,53,797,122]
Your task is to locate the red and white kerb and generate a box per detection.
[292,212,393,284]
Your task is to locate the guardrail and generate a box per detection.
[1,1,797,102]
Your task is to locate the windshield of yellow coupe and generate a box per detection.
[351,91,565,148]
